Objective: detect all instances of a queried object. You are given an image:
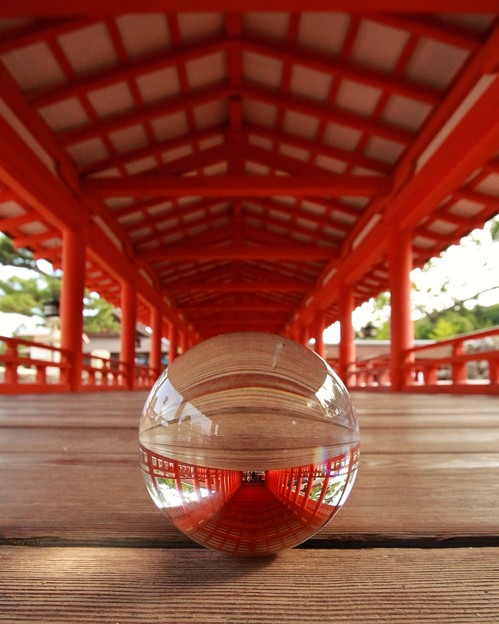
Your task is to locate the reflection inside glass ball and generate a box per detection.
[139,332,359,555]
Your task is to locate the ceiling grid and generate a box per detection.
[0,2,497,338]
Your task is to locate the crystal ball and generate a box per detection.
[139,332,359,555]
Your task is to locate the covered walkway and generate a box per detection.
[0,3,499,623]
[0,1,498,393]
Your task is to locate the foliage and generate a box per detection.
[0,275,60,316]
[0,235,44,274]
[415,303,499,340]
[359,215,499,341]
[83,294,120,333]
[0,234,120,334]
[490,218,499,242]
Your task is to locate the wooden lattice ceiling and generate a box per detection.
[0,1,498,339]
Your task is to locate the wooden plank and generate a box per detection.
[1,391,498,428]
[1,452,498,544]
[1,546,498,623]
[2,423,499,454]
[0,391,147,428]
[0,392,498,546]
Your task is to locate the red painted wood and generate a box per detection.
[388,228,414,392]
[2,1,496,17]
[243,84,414,146]
[168,322,178,363]
[120,280,137,390]
[83,174,389,198]
[314,311,326,360]
[60,227,86,391]
[248,126,393,176]
[149,306,162,379]
[137,243,336,262]
[339,284,355,386]
[244,37,440,106]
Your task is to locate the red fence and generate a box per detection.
[3,327,499,394]
[340,326,499,394]
[0,335,155,393]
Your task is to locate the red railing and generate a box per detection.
[3,328,499,395]
[0,335,156,393]
[342,326,499,394]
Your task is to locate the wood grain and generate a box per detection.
[1,546,498,623]
[1,391,498,622]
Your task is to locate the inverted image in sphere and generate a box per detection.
[139,332,359,555]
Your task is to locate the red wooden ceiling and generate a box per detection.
[0,1,498,339]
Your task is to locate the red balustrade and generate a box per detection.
[338,326,499,394]
[2,327,499,394]
[0,335,157,393]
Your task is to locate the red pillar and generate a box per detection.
[60,227,86,391]
[314,311,326,360]
[339,284,356,386]
[300,324,309,348]
[178,330,186,355]
[150,306,162,379]
[168,322,178,363]
[120,280,136,390]
[388,228,414,392]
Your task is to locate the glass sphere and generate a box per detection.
[139,332,359,555]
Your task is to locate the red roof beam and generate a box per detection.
[137,243,336,262]
[28,38,228,109]
[456,188,499,210]
[79,128,224,176]
[242,85,414,146]
[114,143,229,181]
[0,212,44,233]
[134,216,230,250]
[56,84,233,147]
[123,199,228,235]
[167,281,311,294]
[248,125,393,175]
[1,1,499,16]
[0,17,99,55]
[244,144,331,177]
[375,14,486,51]
[243,37,441,105]
[83,174,390,198]
[180,303,293,315]
[11,229,61,250]
[246,197,351,233]
[242,214,344,247]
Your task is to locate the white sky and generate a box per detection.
[325,221,499,342]
[1,221,498,341]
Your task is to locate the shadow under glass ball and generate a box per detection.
[139,332,359,555]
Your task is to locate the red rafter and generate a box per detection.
[83,174,390,198]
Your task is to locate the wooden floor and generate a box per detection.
[1,391,498,623]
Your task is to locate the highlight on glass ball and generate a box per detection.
[139,332,359,555]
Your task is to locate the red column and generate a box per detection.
[388,228,414,391]
[168,322,178,363]
[120,280,136,390]
[314,311,326,360]
[300,324,309,348]
[178,330,186,355]
[339,284,356,386]
[60,227,86,391]
[150,306,162,380]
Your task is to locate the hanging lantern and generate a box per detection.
[43,297,60,319]
[361,321,377,338]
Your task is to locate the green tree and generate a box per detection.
[0,234,50,275]
[83,294,120,333]
[0,274,60,316]
[0,234,120,333]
